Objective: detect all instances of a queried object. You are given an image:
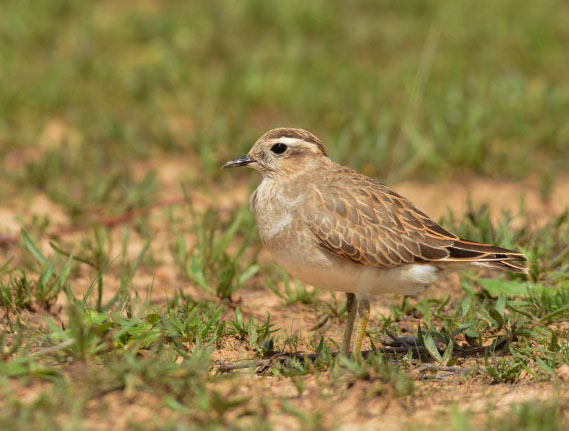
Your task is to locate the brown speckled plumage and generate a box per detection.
[302,164,527,272]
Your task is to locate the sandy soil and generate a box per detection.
[1,170,569,430]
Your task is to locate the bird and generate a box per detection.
[222,127,528,358]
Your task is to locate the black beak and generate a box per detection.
[221,154,255,169]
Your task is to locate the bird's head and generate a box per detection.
[222,128,329,178]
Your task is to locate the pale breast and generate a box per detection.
[252,179,306,248]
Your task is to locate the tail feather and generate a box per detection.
[445,239,528,274]
[479,260,529,274]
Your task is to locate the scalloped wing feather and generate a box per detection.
[304,166,527,272]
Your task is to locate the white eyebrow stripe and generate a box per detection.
[274,137,300,145]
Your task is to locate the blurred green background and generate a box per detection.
[1,0,568,216]
[2,3,569,428]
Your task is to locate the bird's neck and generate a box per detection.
[262,157,333,182]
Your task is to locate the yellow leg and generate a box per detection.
[353,298,370,359]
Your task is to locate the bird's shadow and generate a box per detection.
[216,333,510,374]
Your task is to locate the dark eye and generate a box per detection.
[270,143,287,154]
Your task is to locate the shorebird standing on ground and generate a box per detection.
[223,128,528,358]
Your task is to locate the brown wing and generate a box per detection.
[303,167,457,268]
[304,166,527,272]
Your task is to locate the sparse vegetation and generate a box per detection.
[1,0,569,430]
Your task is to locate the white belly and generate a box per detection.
[271,248,440,296]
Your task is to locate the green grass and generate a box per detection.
[171,205,260,300]
[1,0,569,429]
[2,201,569,429]
[2,0,569,204]
[411,401,566,431]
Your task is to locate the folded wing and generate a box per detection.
[304,167,527,273]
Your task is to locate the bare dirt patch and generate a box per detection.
[2,172,568,431]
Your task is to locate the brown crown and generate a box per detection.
[261,128,328,157]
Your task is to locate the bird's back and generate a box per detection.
[303,163,527,273]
